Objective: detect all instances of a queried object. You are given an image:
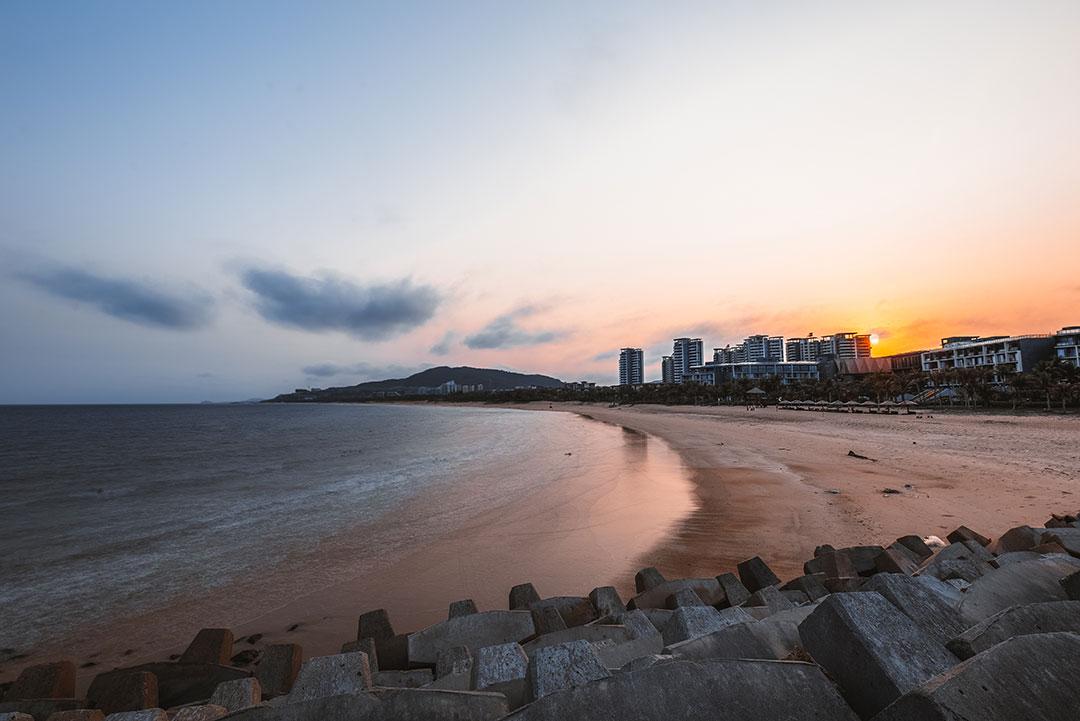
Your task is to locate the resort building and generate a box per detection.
[920,334,1056,379]
[661,355,675,384]
[672,337,704,384]
[686,360,830,385]
[619,347,645,386]
[786,332,872,361]
[1056,326,1080,368]
[715,334,784,364]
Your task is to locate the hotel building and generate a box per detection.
[619,347,645,386]
[920,334,1056,379]
[1055,326,1080,368]
[786,332,872,361]
[672,338,704,384]
[661,356,675,384]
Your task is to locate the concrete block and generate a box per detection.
[288,652,371,701]
[860,573,966,645]
[628,578,726,610]
[913,575,964,607]
[737,557,780,592]
[666,604,815,661]
[799,592,957,718]
[634,567,666,593]
[958,555,1080,624]
[372,670,432,688]
[715,573,750,607]
[89,664,247,711]
[522,625,630,658]
[780,574,829,602]
[208,677,260,712]
[449,599,478,619]
[504,658,859,721]
[179,630,233,666]
[407,611,535,666]
[592,611,663,670]
[86,672,158,716]
[666,588,706,608]
[1040,528,1080,558]
[896,535,933,560]
[528,597,597,628]
[988,525,1044,554]
[0,714,35,721]
[529,606,566,635]
[101,713,165,721]
[0,702,81,721]
[254,644,302,697]
[508,583,540,611]
[660,606,753,646]
[526,640,610,701]
[588,587,624,618]
[947,600,1080,659]
[435,646,473,681]
[876,545,920,575]
[744,586,794,615]
[1063,569,1080,600]
[45,712,105,721]
[356,609,395,641]
[946,525,990,547]
[4,662,76,701]
[473,643,528,691]
[875,632,1080,721]
[168,706,226,721]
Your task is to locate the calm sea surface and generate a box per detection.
[0,403,689,653]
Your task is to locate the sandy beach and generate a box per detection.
[523,403,1080,583]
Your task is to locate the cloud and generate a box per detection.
[430,331,457,356]
[240,268,439,340]
[17,266,213,329]
[592,350,619,361]
[464,306,563,349]
[302,361,425,380]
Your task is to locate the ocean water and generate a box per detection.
[0,403,690,654]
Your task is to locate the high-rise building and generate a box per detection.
[786,332,871,360]
[619,348,644,386]
[672,338,703,383]
[742,334,785,362]
[1056,326,1080,368]
[661,356,675,384]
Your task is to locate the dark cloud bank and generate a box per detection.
[241,268,439,340]
[464,307,561,349]
[18,266,213,329]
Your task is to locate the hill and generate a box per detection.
[268,365,565,402]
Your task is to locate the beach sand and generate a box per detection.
[527,403,1080,584]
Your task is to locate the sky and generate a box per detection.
[2,1,1080,402]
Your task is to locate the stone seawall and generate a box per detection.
[4,512,1080,721]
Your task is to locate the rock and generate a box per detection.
[628,578,726,610]
[715,573,751,607]
[86,672,158,716]
[744,586,794,615]
[780,574,829,602]
[666,604,815,661]
[526,641,610,702]
[372,670,432,688]
[896,535,933,560]
[407,611,535,665]
[736,557,780,593]
[874,632,1080,721]
[946,525,990,547]
[946,600,1080,659]
[988,525,1044,554]
[254,644,302,698]
[288,653,371,702]
[448,599,479,619]
[100,712,165,721]
[435,646,473,680]
[666,588,706,608]
[179,630,233,666]
[798,592,957,718]
[1040,528,1080,558]
[208,678,260,712]
[876,545,920,575]
[958,556,1080,624]
[529,607,566,635]
[45,712,105,721]
[1063,569,1080,600]
[660,606,753,646]
[860,574,967,645]
[90,664,247,711]
[4,662,76,701]
[592,611,663,669]
[504,657,859,721]
[587,587,624,618]
[356,609,395,641]
[634,567,665,593]
[168,706,226,721]
[508,583,541,611]
[474,644,528,691]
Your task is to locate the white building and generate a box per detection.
[1055,326,1080,368]
[619,347,644,386]
[921,334,1056,379]
[672,338,704,384]
[786,332,871,360]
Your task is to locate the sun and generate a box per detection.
[869,334,880,346]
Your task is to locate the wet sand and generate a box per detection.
[519,403,1080,582]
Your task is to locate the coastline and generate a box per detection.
[494,402,1080,581]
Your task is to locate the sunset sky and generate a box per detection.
[3,1,1080,402]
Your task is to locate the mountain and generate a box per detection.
[268,365,565,402]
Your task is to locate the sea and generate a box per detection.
[0,403,692,659]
